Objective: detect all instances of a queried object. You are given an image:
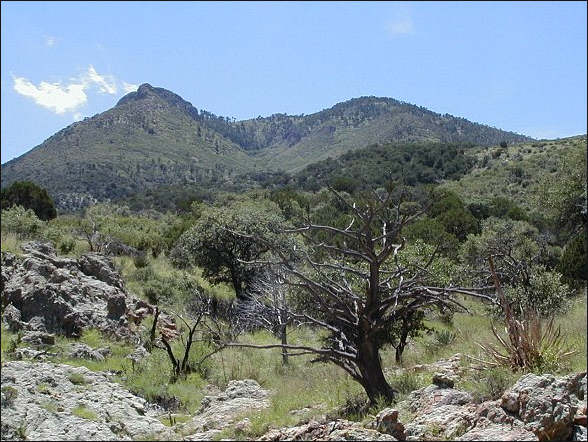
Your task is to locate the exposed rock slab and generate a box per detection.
[179,379,270,440]
[0,361,170,441]
[258,419,397,441]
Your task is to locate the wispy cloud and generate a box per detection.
[122,81,139,93]
[12,66,136,115]
[387,13,415,37]
[45,35,56,47]
[85,66,117,94]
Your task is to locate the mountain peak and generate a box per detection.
[115,83,200,121]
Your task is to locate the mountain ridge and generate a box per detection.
[1,83,533,210]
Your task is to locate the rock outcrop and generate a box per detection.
[1,242,163,339]
[399,371,587,441]
[258,419,397,441]
[175,379,270,440]
[0,361,170,441]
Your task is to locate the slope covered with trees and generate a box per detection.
[1,84,530,211]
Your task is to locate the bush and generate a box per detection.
[58,237,76,254]
[1,181,56,220]
[1,205,44,238]
[133,253,149,268]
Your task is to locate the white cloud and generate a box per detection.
[387,16,415,36]
[12,66,129,115]
[13,77,87,114]
[122,81,139,93]
[85,65,117,94]
[73,112,83,121]
[45,36,56,47]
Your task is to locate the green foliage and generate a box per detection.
[558,232,587,282]
[68,373,88,385]
[1,386,18,406]
[460,217,570,317]
[71,405,98,421]
[295,143,478,192]
[402,217,459,258]
[1,205,44,238]
[170,199,298,298]
[460,367,518,402]
[0,181,56,220]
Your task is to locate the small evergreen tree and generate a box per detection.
[1,181,57,220]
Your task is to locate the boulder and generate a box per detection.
[1,242,149,339]
[68,343,110,361]
[2,304,22,331]
[432,371,458,388]
[573,425,588,441]
[21,331,56,346]
[500,372,586,441]
[181,379,271,440]
[371,408,406,440]
[78,252,125,289]
[458,421,538,441]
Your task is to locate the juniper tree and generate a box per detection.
[227,187,494,404]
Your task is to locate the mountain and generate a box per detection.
[1,83,531,210]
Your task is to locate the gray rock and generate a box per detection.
[2,304,22,331]
[458,421,538,441]
[127,345,149,364]
[500,372,586,441]
[573,425,588,441]
[181,379,270,440]
[0,361,171,441]
[12,347,56,361]
[1,241,149,339]
[68,343,107,361]
[78,253,125,289]
[432,371,458,388]
[258,419,397,441]
[21,331,55,346]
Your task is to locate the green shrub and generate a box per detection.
[1,181,56,220]
[68,373,88,385]
[1,205,44,238]
[58,237,76,254]
[134,253,150,268]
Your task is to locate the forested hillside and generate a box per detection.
[1,84,531,211]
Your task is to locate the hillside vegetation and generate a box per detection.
[1,84,530,211]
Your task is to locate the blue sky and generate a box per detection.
[1,1,586,163]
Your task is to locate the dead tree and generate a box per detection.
[239,267,301,365]
[154,293,231,380]
[228,187,496,404]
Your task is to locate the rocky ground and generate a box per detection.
[1,242,587,441]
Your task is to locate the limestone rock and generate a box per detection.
[181,379,270,440]
[0,361,170,441]
[500,372,586,441]
[457,421,538,441]
[21,331,56,346]
[68,343,110,361]
[78,252,125,289]
[573,425,588,441]
[371,408,406,440]
[1,242,155,339]
[258,419,397,441]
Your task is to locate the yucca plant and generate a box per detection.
[472,256,576,372]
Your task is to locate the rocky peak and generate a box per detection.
[116,83,200,121]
